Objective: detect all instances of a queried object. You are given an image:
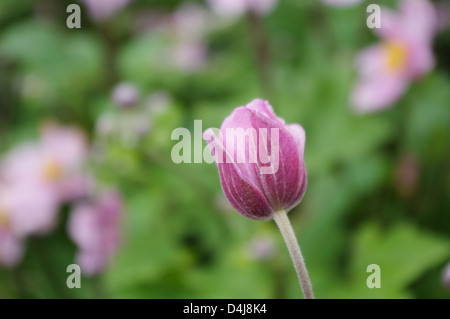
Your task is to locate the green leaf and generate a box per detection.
[346,223,450,298]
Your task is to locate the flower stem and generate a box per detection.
[273,210,314,299]
[246,11,273,100]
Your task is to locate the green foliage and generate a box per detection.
[0,0,449,299]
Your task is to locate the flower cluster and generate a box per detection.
[0,123,122,275]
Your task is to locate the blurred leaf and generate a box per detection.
[0,20,104,111]
[344,222,450,298]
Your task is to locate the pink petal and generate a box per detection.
[406,42,435,78]
[57,175,93,203]
[0,143,43,184]
[76,250,107,276]
[355,44,389,79]
[245,99,282,123]
[246,0,277,15]
[82,0,132,21]
[69,204,101,251]
[206,0,247,17]
[400,0,437,43]
[68,192,122,275]
[204,99,307,219]
[41,124,87,171]
[351,74,409,113]
[7,183,58,237]
[204,128,274,220]
[0,229,23,267]
[286,124,306,158]
[374,8,403,40]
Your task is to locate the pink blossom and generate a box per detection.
[203,99,307,221]
[134,4,209,73]
[0,228,22,268]
[173,3,210,41]
[0,184,23,267]
[170,4,209,72]
[0,182,58,266]
[112,82,140,108]
[207,0,277,17]
[0,123,90,266]
[68,191,123,276]
[81,0,132,21]
[1,124,89,203]
[351,0,438,113]
[170,41,208,72]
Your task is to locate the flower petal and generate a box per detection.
[246,99,284,123]
[286,124,306,157]
[0,229,23,267]
[351,74,409,113]
[205,127,274,220]
[400,0,437,43]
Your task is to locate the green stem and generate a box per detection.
[246,11,273,99]
[273,210,314,299]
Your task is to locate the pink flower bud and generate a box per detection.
[203,99,307,221]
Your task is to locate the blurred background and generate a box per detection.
[0,0,449,299]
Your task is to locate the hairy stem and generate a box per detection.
[273,210,314,299]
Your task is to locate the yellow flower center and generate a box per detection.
[0,207,9,228]
[43,158,63,181]
[384,41,407,73]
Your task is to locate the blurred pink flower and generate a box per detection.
[207,0,277,17]
[112,82,140,108]
[170,4,210,72]
[1,124,89,203]
[351,0,438,113]
[0,228,22,267]
[246,235,275,260]
[81,0,132,21]
[173,3,210,41]
[1,183,58,237]
[0,184,23,267]
[171,41,208,72]
[322,0,362,7]
[68,191,123,276]
[0,182,58,266]
[134,11,169,34]
[0,123,90,267]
